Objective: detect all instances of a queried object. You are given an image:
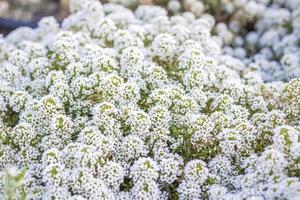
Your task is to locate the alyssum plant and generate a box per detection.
[0,0,299,199]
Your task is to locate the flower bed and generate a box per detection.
[0,0,299,199]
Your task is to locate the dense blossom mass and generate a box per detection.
[109,0,300,82]
[0,0,300,199]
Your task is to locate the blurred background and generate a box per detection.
[0,0,69,34]
[0,0,155,34]
[0,0,250,36]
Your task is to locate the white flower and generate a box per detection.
[151,33,177,61]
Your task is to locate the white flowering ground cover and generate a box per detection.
[0,0,300,199]
[110,0,300,82]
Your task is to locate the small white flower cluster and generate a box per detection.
[0,1,299,199]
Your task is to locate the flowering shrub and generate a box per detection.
[0,0,300,199]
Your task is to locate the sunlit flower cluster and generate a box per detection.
[0,1,299,199]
